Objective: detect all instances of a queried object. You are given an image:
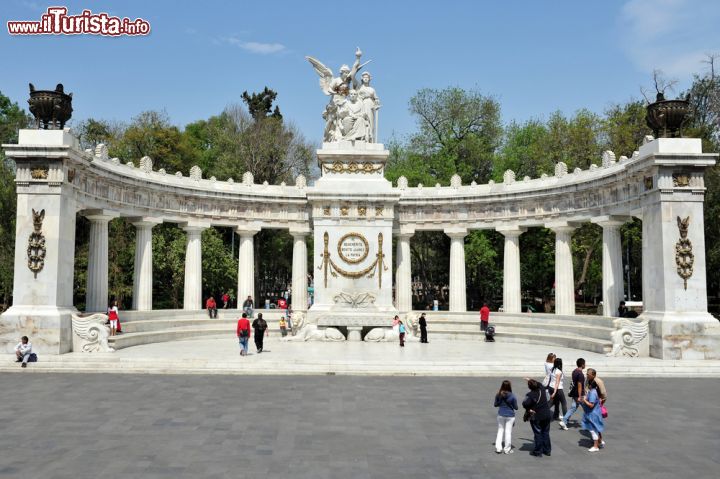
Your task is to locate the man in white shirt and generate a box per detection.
[15,336,32,368]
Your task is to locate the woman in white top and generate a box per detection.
[544,353,556,378]
[549,357,568,426]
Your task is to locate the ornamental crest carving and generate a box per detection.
[27,208,46,278]
[672,172,690,187]
[675,216,694,289]
[31,167,48,179]
[323,161,383,174]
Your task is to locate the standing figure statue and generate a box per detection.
[306,47,375,143]
[354,71,381,143]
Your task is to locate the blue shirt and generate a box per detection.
[399,323,406,334]
[494,392,518,417]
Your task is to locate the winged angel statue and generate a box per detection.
[306,47,380,143]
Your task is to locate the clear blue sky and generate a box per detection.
[2,0,719,145]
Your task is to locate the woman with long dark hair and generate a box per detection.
[581,379,605,452]
[549,357,568,427]
[493,380,518,454]
[522,378,552,457]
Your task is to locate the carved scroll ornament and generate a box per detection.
[27,208,46,278]
[675,216,694,290]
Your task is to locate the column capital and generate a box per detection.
[236,225,261,237]
[289,225,311,237]
[444,227,468,239]
[496,225,527,237]
[180,221,210,233]
[545,221,579,233]
[591,215,631,228]
[82,209,120,222]
[394,225,416,238]
[129,217,163,228]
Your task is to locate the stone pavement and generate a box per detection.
[2,337,720,377]
[0,374,718,479]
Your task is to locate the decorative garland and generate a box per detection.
[319,231,388,288]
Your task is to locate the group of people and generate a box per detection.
[205,291,241,318]
[493,353,607,456]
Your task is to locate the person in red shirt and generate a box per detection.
[222,292,230,309]
[206,296,217,318]
[480,303,490,332]
[236,313,251,356]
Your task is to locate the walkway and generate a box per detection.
[2,337,719,377]
[0,374,716,478]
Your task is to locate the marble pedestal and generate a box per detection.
[307,141,400,339]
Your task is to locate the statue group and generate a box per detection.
[306,47,381,143]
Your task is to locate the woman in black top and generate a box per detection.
[522,378,552,457]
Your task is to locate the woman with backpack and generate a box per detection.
[493,380,518,454]
[522,378,552,457]
[548,357,567,424]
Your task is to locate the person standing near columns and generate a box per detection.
[480,303,491,332]
[107,300,120,336]
[418,312,428,343]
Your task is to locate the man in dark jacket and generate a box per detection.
[252,313,268,353]
[523,378,552,457]
[418,313,428,343]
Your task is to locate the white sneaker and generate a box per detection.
[588,447,600,452]
[600,440,606,449]
[559,422,568,430]
[504,448,514,454]
[495,448,502,454]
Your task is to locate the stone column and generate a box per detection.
[592,216,628,317]
[446,228,468,312]
[497,226,526,314]
[131,218,161,311]
[182,224,207,310]
[290,228,309,311]
[237,227,260,306]
[85,211,118,312]
[547,222,577,316]
[395,230,413,313]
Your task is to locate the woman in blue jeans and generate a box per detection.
[522,378,552,457]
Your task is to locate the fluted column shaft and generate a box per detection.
[183,226,206,310]
[551,225,576,315]
[395,233,413,312]
[291,231,308,311]
[498,227,525,314]
[446,229,468,312]
[237,228,260,304]
[132,220,159,311]
[86,214,115,312]
[592,217,627,317]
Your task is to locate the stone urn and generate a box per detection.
[28,83,73,130]
[645,93,690,138]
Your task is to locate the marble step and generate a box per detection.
[427,329,611,354]
[426,321,613,340]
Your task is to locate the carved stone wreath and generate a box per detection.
[337,232,369,264]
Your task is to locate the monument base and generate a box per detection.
[0,305,76,354]
[307,306,397,341]
[642,311,720,359]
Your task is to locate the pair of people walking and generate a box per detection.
[559,357,607,452]
[235,312,268,355]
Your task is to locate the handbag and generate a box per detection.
[601,404,608,418]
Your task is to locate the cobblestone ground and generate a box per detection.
[0,374,717,478]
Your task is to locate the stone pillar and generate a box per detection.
[395,231,413,313]
[446,228,468,312]
[131,218,161,311]
[497,226,526,314]
[592,216,628,317]
[85,211,118,312]
[290,228,309,311]
[182,224,207,310]
[237,227,260,306]
[547,222,577,315]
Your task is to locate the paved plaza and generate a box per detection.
[0,373,718,479]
